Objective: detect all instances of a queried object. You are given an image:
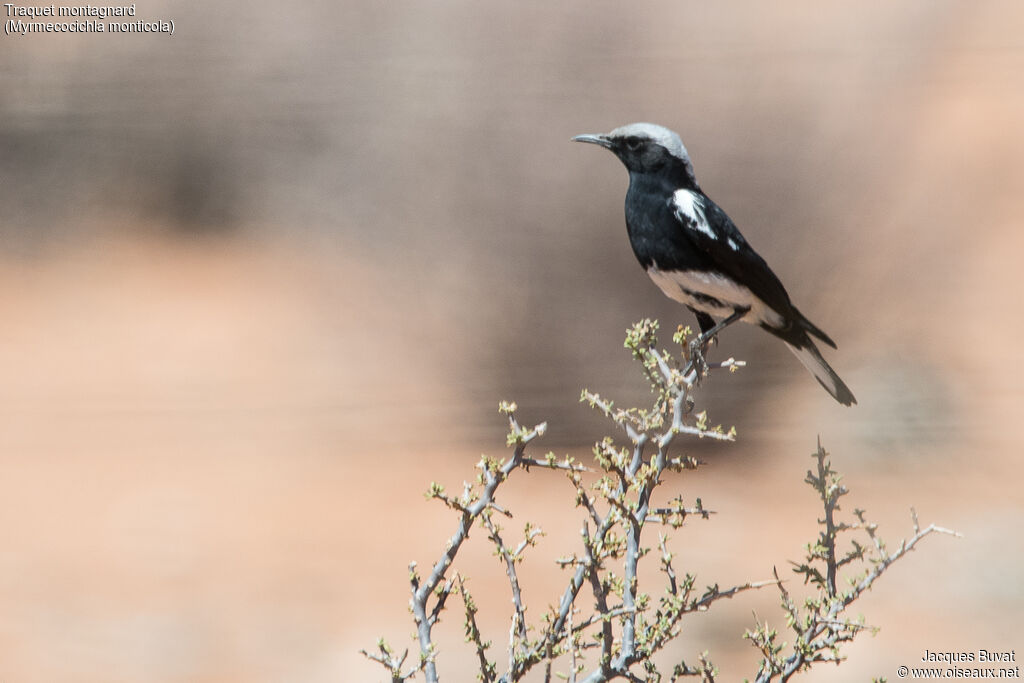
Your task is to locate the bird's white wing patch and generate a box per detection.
[671,190,715,240]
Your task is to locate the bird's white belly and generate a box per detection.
[646,266,784,327]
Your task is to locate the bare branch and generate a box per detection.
[482,513,536,646]
[750,441,960,683]
[458,575,496,683]
[367,322,952,683]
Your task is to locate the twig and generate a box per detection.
[409,413,546,682]
[751,442,960,683]
[366,321,953,683]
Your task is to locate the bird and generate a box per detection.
[573,122,856,406]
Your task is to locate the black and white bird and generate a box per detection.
[573,122,856,406]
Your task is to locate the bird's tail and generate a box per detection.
[792,305,837,349]
[785,339,857,406]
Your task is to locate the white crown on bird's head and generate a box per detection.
[607,122,690,163]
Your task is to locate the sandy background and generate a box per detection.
[1,1,1022,681]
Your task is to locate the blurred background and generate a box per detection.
[1,0,1022,680]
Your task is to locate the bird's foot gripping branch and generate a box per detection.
[362,320,956,682]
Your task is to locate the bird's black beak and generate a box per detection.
[572,133,613,149]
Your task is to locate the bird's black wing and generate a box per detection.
[669,191,838,348]
[669,190,795,318]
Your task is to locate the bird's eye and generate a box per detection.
[624,137,642,150]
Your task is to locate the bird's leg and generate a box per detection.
[697,306,749,345]
[687,307,750,379]
[686,308,712,380]
[687,341,710,382]
[688,307,718,344]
